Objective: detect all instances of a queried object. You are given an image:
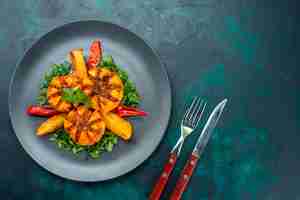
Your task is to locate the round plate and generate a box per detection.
[9,20,171,182]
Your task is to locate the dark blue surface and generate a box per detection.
[1,0,299,199]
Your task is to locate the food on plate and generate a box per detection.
[37,62,71,106]
[37,114,65,136]
[27,105,60,117]
[47,75,79,112]
[115,105,148,117]
[69,49,88,79]
[64,106,105,146]
[88,67,124,113]
[27,40,147,158]
[87,40,102,68]
[103,112,133,140]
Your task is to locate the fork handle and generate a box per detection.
[169,153,199,200]
[149,152,178,200]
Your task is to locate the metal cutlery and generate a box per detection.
[169,99,227,200]
[149,97,206,200]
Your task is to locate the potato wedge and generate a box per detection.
[103,112,133,140]
[36,114,65,136]
[69,48,88,79]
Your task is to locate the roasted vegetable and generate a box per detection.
[87,40,102,68]
[37,114,65,136]
[103,112,133,140]
[27,105,61,117]
[69,49,88,79]
[88,67,124,113]
[101,56,140,107]
[64,106,106,146]
[47,74,93,112]
[115,105,148,117]
[30,41,144,159]
[47,75,79,112]
[37,62,71,105]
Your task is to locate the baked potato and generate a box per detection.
[103,112,133,140]
[37,114,65,136]
[69,49,88,79]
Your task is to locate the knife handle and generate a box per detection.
[169,153,199,200]
[149,152,178,200]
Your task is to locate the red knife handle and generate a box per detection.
[149,153,178,200]
[169,153,199,200]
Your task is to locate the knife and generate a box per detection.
[169,99,228,200]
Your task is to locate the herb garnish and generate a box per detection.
[49,129,118,159]
[61,88,91,107]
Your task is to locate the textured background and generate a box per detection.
[1,0,300,199]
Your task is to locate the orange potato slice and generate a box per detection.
[103,112,133,140]
[36,114,65,136]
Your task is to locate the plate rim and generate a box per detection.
[8,19,172,182]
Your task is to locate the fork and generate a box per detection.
[149,97,206,200]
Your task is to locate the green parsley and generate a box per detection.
[61,88,91,107]
[49,129,118,159]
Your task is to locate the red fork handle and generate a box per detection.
[169,153,199,200]
[149,152,178,200]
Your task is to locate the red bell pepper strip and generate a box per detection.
[26,105,60,117]
[115,105,148,117]
[87,40,102,68]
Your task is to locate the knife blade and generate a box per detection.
[192,98,227,156]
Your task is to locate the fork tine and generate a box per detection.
[193,101,206,128]
[187,97,201,123]
[183,97,197,123]
[191,100,204,127]
[197,102,206,124]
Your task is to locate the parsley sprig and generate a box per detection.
[49,129,118,159]
[61,88,91,107]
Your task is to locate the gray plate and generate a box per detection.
[8,20,171,182]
